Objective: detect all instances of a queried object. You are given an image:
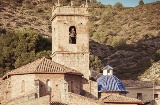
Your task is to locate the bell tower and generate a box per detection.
[50,2,89,79]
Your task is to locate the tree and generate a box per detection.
[0,29,52,77]
[89,55,103,72]
[113,2,124,10]
[139,0,144,5]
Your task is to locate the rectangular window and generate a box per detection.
[107,70,110,74]
[154,94,158,98]
[137,93,142,100]
[71,81,74,93]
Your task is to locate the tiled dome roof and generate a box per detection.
[97,75,128,92]
[2,57,83,80]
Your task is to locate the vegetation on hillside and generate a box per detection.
[89,1,160,79]
[0,29,51,77]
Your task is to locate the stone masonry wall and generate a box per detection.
[0,78,11,103]
[83,79,98,99]
[52,53,89,79]
[35,74,64,102]
[64,74,82,95]
[10,74,36,99]
[5,95,50,105]
[51,6,89,79]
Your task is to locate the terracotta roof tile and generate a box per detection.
[2,57,83,79]
[100,94,143,104]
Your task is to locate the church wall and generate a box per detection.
[64,74,82,95]
[10,74,36,100]
[35,74,64,102]
[52,16,89,53]
[6,95,50,105]
[83,80,98,99]
[0,78,11,103]
[51,7,90,79]
[52,53,89,79]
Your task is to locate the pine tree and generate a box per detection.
[139,0,144,5]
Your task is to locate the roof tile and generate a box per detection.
[100,94,143,104]
[2,57,82,79]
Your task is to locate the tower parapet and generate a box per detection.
[51,6,89,20]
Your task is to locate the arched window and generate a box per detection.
[69,26,77,44]
[46,79,51,92]
[21,80,25,93]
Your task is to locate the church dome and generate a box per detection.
[97,75,128,92]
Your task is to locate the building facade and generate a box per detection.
[122,80,160,105]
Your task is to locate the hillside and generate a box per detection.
[0,0,160,80]
[139,61,160,81]
[89,1,160,79]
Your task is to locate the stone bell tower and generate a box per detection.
[50,2,89,79]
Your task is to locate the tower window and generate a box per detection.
[21,80,25,93]
[46,79,51,92]
[69,26,76,44]
[154,94,158,98]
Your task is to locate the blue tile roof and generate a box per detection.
[97,75,128,92]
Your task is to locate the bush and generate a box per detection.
[113,2,124,10]
[154,49,160,61]
[139,0,144,5]
[89,55,103,72]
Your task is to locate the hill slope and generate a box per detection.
[89,1,160,79]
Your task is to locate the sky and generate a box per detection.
[97,0,158,7]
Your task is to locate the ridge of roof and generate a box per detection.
[100,94,143,104]
[2,57,83,80]
[122,80,160,88]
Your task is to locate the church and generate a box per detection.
[0,1,143,105]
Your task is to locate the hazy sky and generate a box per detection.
[97,0,158,7]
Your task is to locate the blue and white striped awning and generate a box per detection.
[97,75,128,92]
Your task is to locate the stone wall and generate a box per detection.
[10,74,36,99]
[35,74,64,102]
[52,7,89,17]
[0,78,11,103]
[67,92,104,105]
[52,53,89,79]
[5,95,50,105]
[51,6,89,79]
[83,80,98,99]
[64,74,82,95]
